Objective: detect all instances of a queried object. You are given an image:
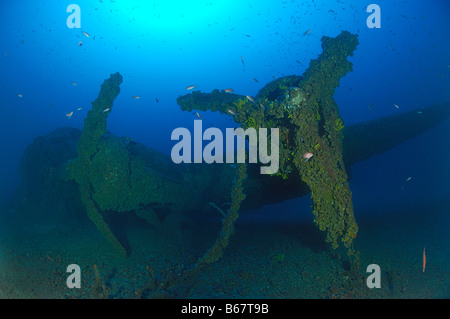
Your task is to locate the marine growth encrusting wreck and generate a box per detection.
[15,31,450,266]
[178,31,360,253]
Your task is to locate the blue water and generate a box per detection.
[0,0,449,299]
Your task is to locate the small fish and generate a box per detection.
[186,85,196,90]
[406,176,412,182]
[417,111,422,114]
[240,56,245,67]
[295,60,302,64]
[132,96,140,99]
[155,97,159,103]
[77,107,83,111]
[253,78,259,83]
[224,88,234,93]
[227,109,236,116]
[78,41,82,47]
[17,94,23,98]
[423,246,426,272]
[302,152,313,161]
[196,112,202,120]
[303,29,311,36]
[246,95,255,103]
[394,104,400,109]
[102,108,110,113]
[82,31,90,38]
[71,81,77,86]
[66,111,74,118]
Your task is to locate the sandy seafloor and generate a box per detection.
[0,194,448,299]
[0,121,449,299]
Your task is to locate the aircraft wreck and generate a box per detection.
[15,31,450,263]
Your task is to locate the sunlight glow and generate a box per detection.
[115,0,234,34]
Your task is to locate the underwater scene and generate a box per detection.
[0,0,449,301]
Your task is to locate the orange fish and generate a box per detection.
[132,96,140,99]
[186,85,196,90]
[224,88,234,93]
[227,109,236,116]
[71,81,77,86]
[82,31,90,38]
[303,29,311,36]
[196,112,202,120]
[302,152,313,161]
[66,111,74,118]
[423,246,426,272]
[78,41,82,46]
[246,95,255,103]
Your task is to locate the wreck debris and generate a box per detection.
[177,31,360,253]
